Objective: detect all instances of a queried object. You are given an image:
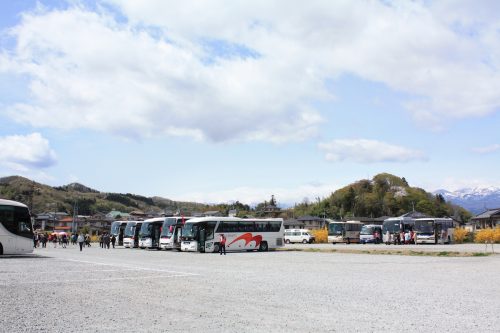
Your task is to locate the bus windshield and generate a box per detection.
[181,223,198,239]
[160,218,176,237]
[139,223,152,238]
[328,223,343,235]
[383,221,401,233]
[415,220,434,234]
[360,226,374,235]
[111,222,121,235]
[124,223,136,237]
[0,204,32,238]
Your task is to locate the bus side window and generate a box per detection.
[255,222,268,232]
[269,221,281,232]
[216,222,224,233]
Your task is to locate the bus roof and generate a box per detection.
[326,219,362,224]
[0,199,28,208]
[185,217,283,223]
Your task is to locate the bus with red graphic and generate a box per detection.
[180,217,284,253]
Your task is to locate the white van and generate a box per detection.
[284,229,315,244]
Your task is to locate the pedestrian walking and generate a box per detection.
[219,233,226,255]
[111,234,116,248]
[77,233,84,251]
[52,234,58,248]
[62,234,67,248]
[99,234,104,248]
[104,233,111,249]
[33,233,38,248]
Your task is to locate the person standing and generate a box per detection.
[111,234,116,249]
[99,234,104,248]
[219,233,226,255]
[62,234,67,248]
[77,233,84,251]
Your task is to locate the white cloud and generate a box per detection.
[0,133,57,171]
[175,182,339,207]
[318,139,425,163]
[1,1,500,142]
[472,144,500,154]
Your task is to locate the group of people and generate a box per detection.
[33,232,94,251]
[98,233,116,249]
[33,233,71,248]
[385,229,417,245]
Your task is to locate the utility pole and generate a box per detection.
[72,199,79,234]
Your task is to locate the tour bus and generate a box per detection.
[159,216,193,250]
[382,217,415,244]
[180,217,284,253]
[327,220,363,244]
[284,229,315,244]
[138,218,164,249]
[414,218,454,244]
[123,221,143,248]
[110,221,128,246]
[359,224,383,244]
[0,199,34,255]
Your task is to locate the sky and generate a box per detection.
[0,0,499,207]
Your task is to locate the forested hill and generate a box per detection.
[292,173,472,221]
[0,176,209,215]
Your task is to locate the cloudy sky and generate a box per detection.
[1,0,499,206]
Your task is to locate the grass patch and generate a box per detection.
[277,247,493,257]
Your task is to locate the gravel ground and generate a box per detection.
[0,245,498,332]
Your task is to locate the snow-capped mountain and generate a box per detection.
[434,187,500,214]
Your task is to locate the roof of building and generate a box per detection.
[472,208,500,219]
[297,215,324,222]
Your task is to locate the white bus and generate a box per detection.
[0,199,34,255]
[414,218,454,244]
[327,220,363,244]
[359,224,383,244]
[180,217,284,253]
[382,217,415,245]
[110,221,128,246]
[123,221,142,248]
[159,216,192,250]
[138,218,163,249]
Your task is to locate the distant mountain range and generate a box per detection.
[435,187,500,215]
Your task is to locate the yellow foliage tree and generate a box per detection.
[474,228,500,244]
[310,228,328,243]
[453,228,469,244]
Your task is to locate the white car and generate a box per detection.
[284,229,315,244]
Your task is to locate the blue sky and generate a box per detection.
[0,0,499,206]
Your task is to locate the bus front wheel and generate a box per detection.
[258,241,268,252]
[213,243,220,253]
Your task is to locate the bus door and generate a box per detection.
[173,225,182,251]
[153,224,161,248]
[198,228,206,252]
[434,223,441,244]
[119,225,125,246]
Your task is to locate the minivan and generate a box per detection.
[284,229,315,244]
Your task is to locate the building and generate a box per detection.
[296,215,326,230]
[283,218,306,229]
[470,208,500,229]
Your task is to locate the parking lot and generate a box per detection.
[1,245,499,332]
